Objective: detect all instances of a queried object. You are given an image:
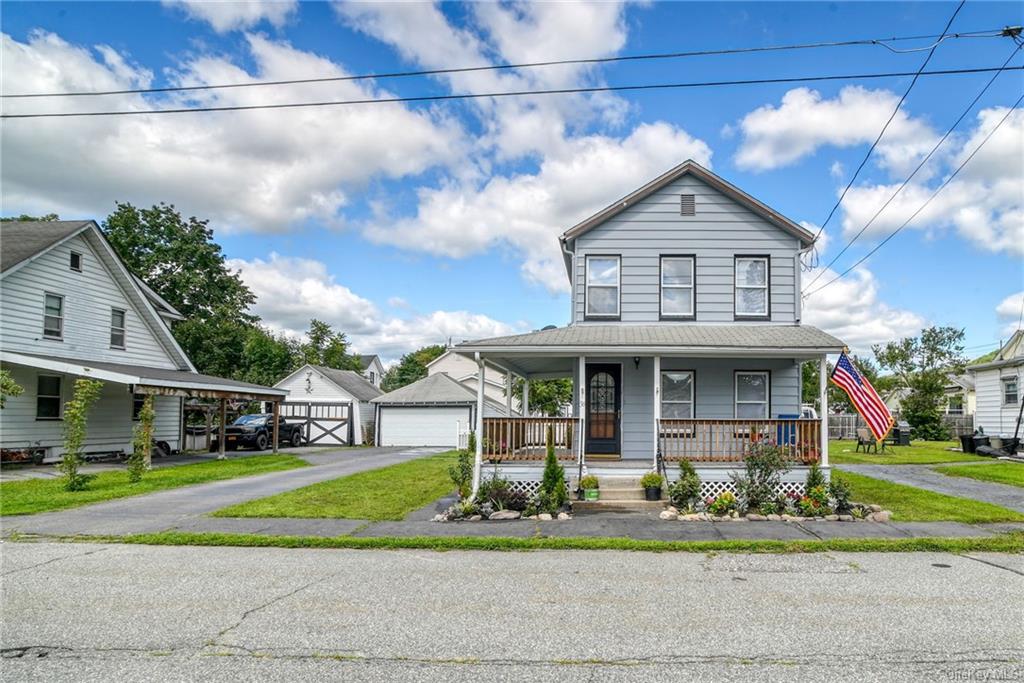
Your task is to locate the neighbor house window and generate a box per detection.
[735,256,769,318]
[585,255,620,318]
[69,252,82,272]
[110,308,126,349]
[368,371,376,384]
[36,375,62,420]
[1004,378,1019,406]
[132,393,146,420]
[661,256,695,318]
[661,371,694,419]
[735,371,769,419]
[946,395,964,415]
[43,293,64,339]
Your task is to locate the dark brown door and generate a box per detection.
[586,364,621,455]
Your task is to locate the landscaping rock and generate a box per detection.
[431,514,446,522]
[526,515,539,520]
[489,510,521,520]
[468,515,482,522]
[659,510,678,521]
[711,515,729,522]
[825,514,839,521]
[746,513,766,521]
[838,514,854,522]
[766,514,782,522]
[557,512,571,520]
[781,514,794,522]
[538,513,553,521]
[871,511,892,523]
[667,506,679,514]
[869,504,883,513]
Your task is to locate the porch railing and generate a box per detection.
[659,418,821,464]
[481,417,579,462]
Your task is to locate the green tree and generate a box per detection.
[300,319,361,370]
[60,378,104,491]
[873,326,966,440]
[171,310,251,380]
[802,355,897,413]
[538,426,567,513]
[1,213,60,222]
[0,369,24,408]
[128,395,155,483]
[240,327,298,386]
[381,344,447,391]
[512,378,573,416]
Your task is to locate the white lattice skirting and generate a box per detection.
[697,479,806,500]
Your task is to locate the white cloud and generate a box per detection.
[732,86,939,174]
[228,254,522,361]
[838,106,1024,257]
[163,0,298,32]
[995,291,1024,337]
[1,30,463,232]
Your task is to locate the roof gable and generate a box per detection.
[0,220,93,274]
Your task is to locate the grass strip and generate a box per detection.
[829,440,988,465]
[38,530,1024,554]
[213,450,459,521]
[935,462,1024,489]
[833,471,1024,523]
[0,455,308,516]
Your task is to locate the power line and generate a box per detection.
[1,28,1008,100]
[804,40,1024,291]
[803,91,1024,299]
[805,0,965,249]
[3,64,1022,120]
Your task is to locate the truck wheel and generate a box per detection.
[256,433,269,451]
[290,430,302,447]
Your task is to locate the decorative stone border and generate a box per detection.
[432,509,573,522]
[659,505,892,523]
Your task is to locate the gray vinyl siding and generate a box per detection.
[573,174,799,324]
[1,234,179,368]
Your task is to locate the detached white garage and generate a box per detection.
[372,373,511,447]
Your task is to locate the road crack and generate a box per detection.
[1,546,110,577]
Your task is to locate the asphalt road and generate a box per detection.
[2,542,1022,681]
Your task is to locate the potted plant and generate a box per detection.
[580,474,600,501]
[640,472,664,501]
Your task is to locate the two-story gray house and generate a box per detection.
[454,160,845,498]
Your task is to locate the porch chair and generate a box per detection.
[854,428,887,454]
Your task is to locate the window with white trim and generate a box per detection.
[1004,377,1019,406]
[661,256,694,318]
[735,371,769,419]
[661,371,694,419]
[110,308,126,349]
[585,255,620,318]
[43,293,64,339]
[735,256,768,318]
[69,251,82,272]
[36,375,62,419]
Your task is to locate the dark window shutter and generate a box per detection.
[680,194,696,216]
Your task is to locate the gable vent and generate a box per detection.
[680,194,696,216]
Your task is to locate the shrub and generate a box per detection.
[127,395,155,483]
[537,426,567,513]
[805,462,826,491]
[828,477,853,512]
[797,485,832,517]
[706,491,738,516]
[668,461,701,512]
[60,378,103,492]
[448,448,474,499]
[731,441,790,513]
[640,472,664,489]
[580,474,599,490]
[478,476,529,512]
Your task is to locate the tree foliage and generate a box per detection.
[802,355,898,413]
[128,395,155,483]
[873,326,966,440]
[381,345,446,392]
[513,378,573,416]
[60,378,104,491]
[1,213,60,222]
[0,369,24,409]
[300,319,362,370]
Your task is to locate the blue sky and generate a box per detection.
[3,1,1022,361]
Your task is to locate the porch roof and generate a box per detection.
[3,350,288,401]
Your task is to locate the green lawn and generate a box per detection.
[829,440,988,465]
[833,471,1024,524]
[935,463,1024,489]
[0,455,308,516]
[214,450,459,521]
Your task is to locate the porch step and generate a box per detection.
[573,499,666,513]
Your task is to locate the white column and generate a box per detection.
[522,378,530,417]
[577,356,586,465]
[472,353,485,497]
[218,398,227,460]
[505,370,512,416]
[653,355,661,469]
[819,355,829,468]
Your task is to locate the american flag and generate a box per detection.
[830,351,894,442]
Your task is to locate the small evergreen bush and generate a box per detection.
[537,426,567,513]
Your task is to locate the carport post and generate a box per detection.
[218,398,227,460]
[272,400,280,454]
[472,352,485,498]
[819,355,829,468]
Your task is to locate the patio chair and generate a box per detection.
[855,428,877,454]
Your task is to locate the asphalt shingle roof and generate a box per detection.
[370,373,507,413]
[311,365,384,402]
[357,354,380,371]
[1,220,93,273]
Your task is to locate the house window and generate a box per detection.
[946,395,964,415]
[36,375,62,420]
[43,293,64,339]
[132,393,146,420]
[661,256,694,318]
[110,311,126,350]
[735,256,769,318]
[735,371,769,419]
[69,252,82,272]
[368,371,376,384]
[1004,378,1019,406]
[661,371,694,419]
[585,255,620,318]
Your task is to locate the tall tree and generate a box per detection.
[299,319,362,370]
[240,327,298,387]
[1,213,60,222]
[873,326,966,439]
[381,344,447,391]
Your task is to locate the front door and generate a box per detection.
[586,364,621,456]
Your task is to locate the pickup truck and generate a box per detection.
[211,414,304,451]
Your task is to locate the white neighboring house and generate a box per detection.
[426,349,521,414]
[0,220,287,462]
[968,330,1023,437]
[272,364,383,445]
[358,354,385,388]
[370,373,511,448]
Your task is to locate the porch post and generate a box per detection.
[505,370,512,416]
[471,353,485,497]
[577,356,586,466]
[271,399,280,454]
[522,378,530,417]
[217,398,227,460]
[819,355,829,467]
[653,355,661,469]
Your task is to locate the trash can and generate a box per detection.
[973,435,991,450]
[960,434,976,453]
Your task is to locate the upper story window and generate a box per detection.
[36,374,62,420]
[661,371,694,419]
[1004,377,1019,406]
[735,256,769,319]
[43,292,64,340]
[585,255,620,319]
[69,252,83,272]
[661,256,695,319]
[735,371,769,419]
[368,371,376,384]
[110,308,127,349]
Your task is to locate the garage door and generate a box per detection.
[378,406,470,447]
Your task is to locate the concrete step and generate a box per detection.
[573,499,667,513]
[581,489,649,501]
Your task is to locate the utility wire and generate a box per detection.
[804,40,1024,291]
[805,0,966,249]
[1,28,1007,99]
[803,90,1024,299]
[3,64,1022,120]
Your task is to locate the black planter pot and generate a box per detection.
[644,486,662,501]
